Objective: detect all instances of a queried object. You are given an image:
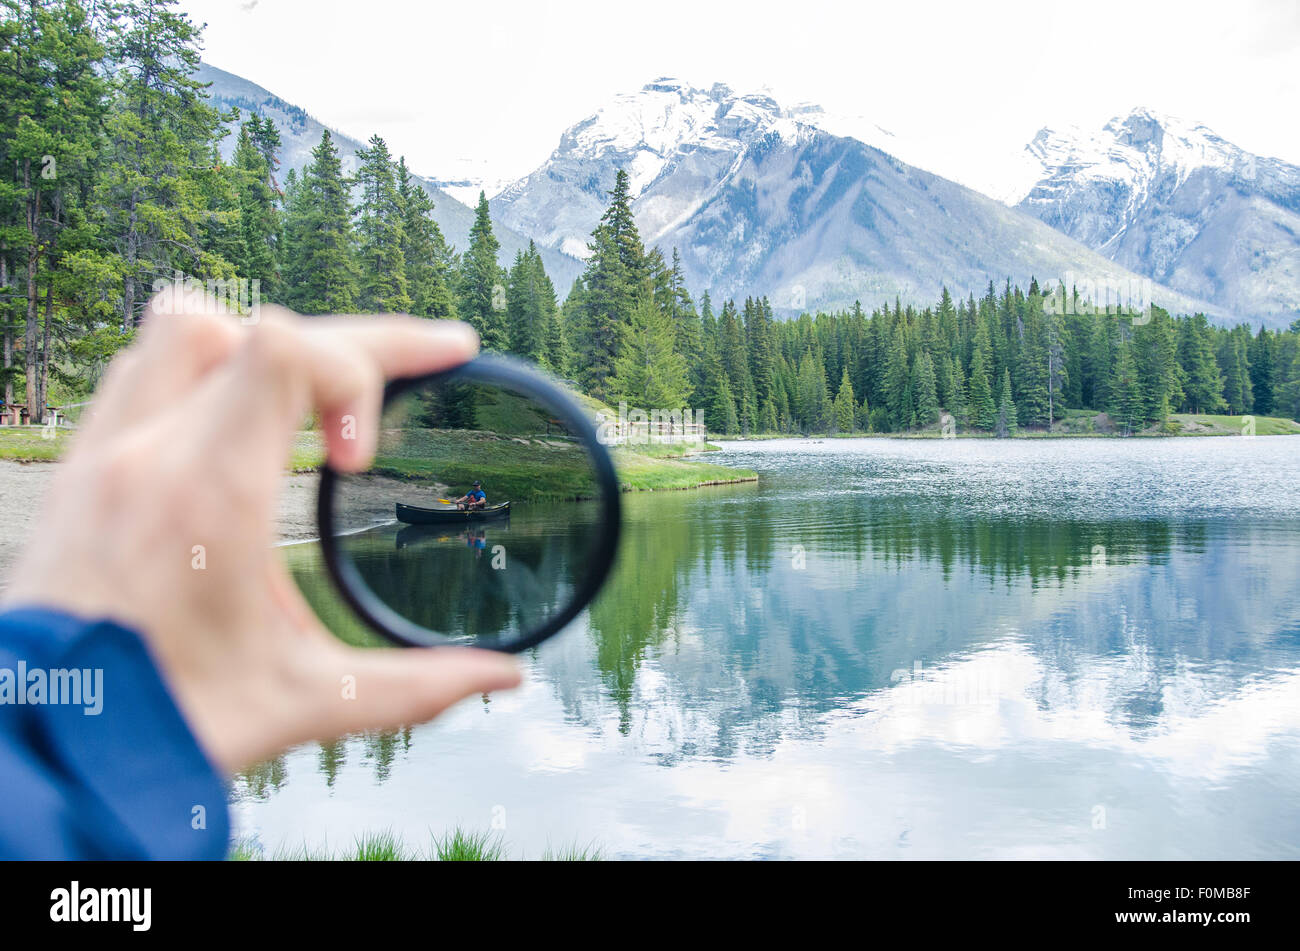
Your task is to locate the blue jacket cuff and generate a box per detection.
[0,607,230,859]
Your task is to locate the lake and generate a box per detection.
[234,436,1300,859]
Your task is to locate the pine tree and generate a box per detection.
[1017,305,1051,426]
[601,169,646,285]
[608,295,692,409]
[695,337,738,434]
[717,300,755,431]
[1218,327,1253,414]
[1044,302,1069,424]
[396,158,456,319]
[505,247,537,361]
[571,169,646,396]
[947,355,967,426]
[1278,327,1300,421]
[914,350,940,426]
[795,349,829,433]
[98,0,231,329]
[456,192,507,350]
[1132,310,1183,425]
[667,247,700,366]
[354,134,410,312]
[713,372,740,435]
[1110,342,1144,435]
[1084,311,1116,410]
[967,343,997,430]
[745,296,777,409]
[1178,314,1226,414]
[539,276,569,375]
[833,367,856,433]
[1249,327,1275,416]
[282,129,358,313]
[0,0,109,413]
[505,242,557,365]
[995,369,1017,437]
[882,328,910,429]
[229,116,283,299]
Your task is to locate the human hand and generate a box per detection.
[5,291,521,773]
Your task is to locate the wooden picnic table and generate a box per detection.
[0,403,29,426]
[0,404,64,427]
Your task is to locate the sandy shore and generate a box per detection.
[0,461,439,585]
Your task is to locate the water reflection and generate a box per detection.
[240,438,1300,858]
[338,499,603,648]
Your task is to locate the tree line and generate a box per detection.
[565,169,1300,434]
[4,0,1299,436]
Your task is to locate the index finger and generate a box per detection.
[298,314,481,470]
[301,314,482,381]
[189,308,480,476]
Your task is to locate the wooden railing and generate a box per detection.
[596,413,707,446]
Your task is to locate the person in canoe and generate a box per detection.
[453,480,487,511]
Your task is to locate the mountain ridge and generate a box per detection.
[1012,107,1300,326]
[197,62,586,295]
[201,65,1295,327]
[494,78,1222,320]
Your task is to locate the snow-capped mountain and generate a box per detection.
[197,63,584,293]
[495,80,1216,318]
[1013,109,1300,326]
[493,78,816,260]
[200,62,1287,324]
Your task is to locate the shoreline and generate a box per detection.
[709,431,1296,441]
[705,412,1300,441]
[0,453,761,582]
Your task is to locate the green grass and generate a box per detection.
[618,440,723,457]
[226,837,261,861]
[472,385,553,435]
[267,843,347,861]
[540,840,604,861]
[431,828,508,862]
[371,428,602,502]
[352,829,413,861]
[4,396,759,491]
[0,427,71,461]
[289,430,326,470]
[287,415,757,497]
[1168,413,1300,436]
[230,829,420,860]
[612,443,756,490]
[228,827,600,861]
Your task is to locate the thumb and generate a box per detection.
[320,645,522,736]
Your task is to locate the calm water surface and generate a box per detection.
[237,437,1300,858]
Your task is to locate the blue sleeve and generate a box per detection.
[0,608,230,859]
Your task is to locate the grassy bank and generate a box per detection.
[1,424,759,492]
[229,827,602,861]
[1167,413,1300,436]
[611,440,758,490]
[307,430,756,498]
[0,428,70,460]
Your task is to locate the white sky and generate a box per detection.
[180,0,1300,196]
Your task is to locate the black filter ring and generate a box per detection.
[317,353,622,652]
